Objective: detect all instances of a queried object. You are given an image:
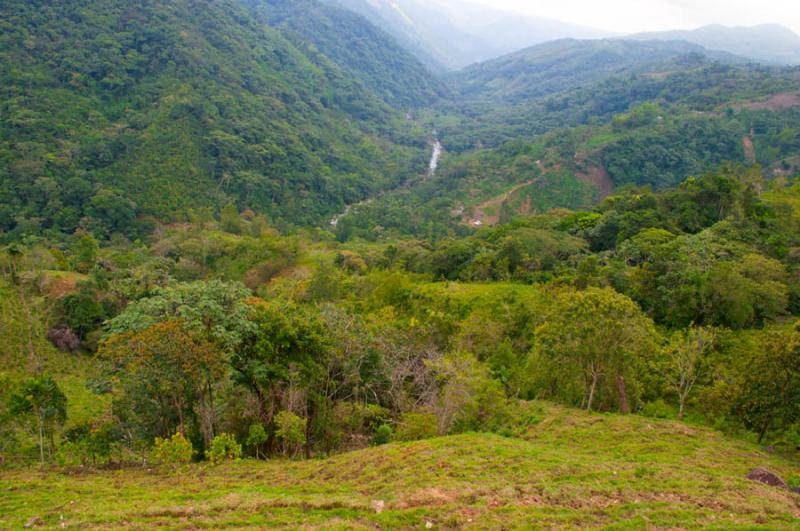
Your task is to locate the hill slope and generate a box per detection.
[2,403,798,528]
[632,24,800,65]
[245,0,448,108]
[448,38,743,105]
[0,0,427,240]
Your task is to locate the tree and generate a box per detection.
[231,302,328,434]
[246,424,268,459]
[275,411,307,457]
[72,234,98,273]
[105,280,255,353]
[532,288,658,412]
[429,351,507,435]
[660,327,715,418]
[734,323,800,443]
[9,376,67,475]
[101,319,227,449]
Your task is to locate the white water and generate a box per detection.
[428,138,442,177]
[329,132,442,227]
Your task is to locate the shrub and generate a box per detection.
[208,433,242,464]
[246,424,268,459]
[275,411,307,457]
[152,432,193,465]
[373,424,393,446]
[641,399,676,419]
[395,412,437,441]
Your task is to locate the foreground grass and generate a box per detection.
[1,404,799,529]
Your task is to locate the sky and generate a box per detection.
[467,0,800,35]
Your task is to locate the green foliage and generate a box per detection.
[246,424,269,459]
[530,288,659,412]
[61,289,107,339]
[372,424,393,446]
[247,0,447,109]
[62,421,116,466]
[152,432,194,465]
[0,0,427,240]
[105,280,255,352]
[275,411,307,457]
[733,323,800,442]
[9,375,67,471]
[72,235,99,274]
[395,412,438,442]
[208,433,242,464]
[8,375,68,429]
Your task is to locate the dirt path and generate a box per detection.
[465,177,540,227]
[577,164,614,200]
[743,136,756,163]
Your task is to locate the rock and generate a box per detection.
[746,467,788,489]
[23,516,44,528]
[371,500,385,514]
[425,522,434,529]
[46,326,80,352]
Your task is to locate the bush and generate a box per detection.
[275,411,307,457]
[395,412,437,441]
[246,424,268,459]
[152,432,193,465]
[641,399,676,420]
[373,424,393,446]
[208,433,242,464]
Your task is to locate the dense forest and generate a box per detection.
[1,0,799,527]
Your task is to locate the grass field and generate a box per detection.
[2,403,798,529]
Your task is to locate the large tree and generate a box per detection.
[532,288,658,412]
[9,375,67,475]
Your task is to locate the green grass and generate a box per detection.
[2,403,798,529]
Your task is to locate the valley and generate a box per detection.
[1,0,799,528]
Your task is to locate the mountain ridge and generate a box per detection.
[630,23,800,65]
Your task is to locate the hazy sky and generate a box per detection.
[468,0,800,34]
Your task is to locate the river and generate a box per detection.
[329,133,441,227]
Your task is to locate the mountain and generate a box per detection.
[631,24,800,65]
[448,38,744,105]
[0,0,428,240]
[330,0,608,70]
[244,0,448,108]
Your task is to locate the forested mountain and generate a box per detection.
[448,38,745,105]
[338,60,800,239]
[632,24,800,65]
[244,0,448,108]
[0,0,429,241]
[331,0,608,70]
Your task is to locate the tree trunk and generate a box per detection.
[586,371,599,412]
[37,408,45,477]
[617,375,630,415]
[678,396,686,419]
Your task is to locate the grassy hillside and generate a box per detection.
[1,403,798,528]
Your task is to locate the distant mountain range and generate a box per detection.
[630,24,800,65]
[449,38,744,104]
[329,0,610,70]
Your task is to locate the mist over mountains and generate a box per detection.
[329,0,610,70]
[631,23,800,65]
